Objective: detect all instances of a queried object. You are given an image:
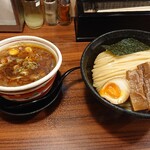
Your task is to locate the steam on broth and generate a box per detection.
[0,43,56,87]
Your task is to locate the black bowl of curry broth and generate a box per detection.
[81,29,150,118]
[0,36,62,101]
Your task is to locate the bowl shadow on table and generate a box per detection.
[85,89,150,144]
[0,91,63,124]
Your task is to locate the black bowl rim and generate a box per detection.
[80,29,150,119]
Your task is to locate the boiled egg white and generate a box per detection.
[99,78,130,105]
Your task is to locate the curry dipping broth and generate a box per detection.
[0,42,56,87]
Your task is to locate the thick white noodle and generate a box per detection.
[92,50,150,92]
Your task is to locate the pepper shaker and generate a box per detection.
[44,0,58,25]
[58,0,71,25]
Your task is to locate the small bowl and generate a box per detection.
[80,29,150,118]
[0,36,62,102]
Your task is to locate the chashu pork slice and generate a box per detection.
[138,62,150,108]
[126,68,149,111]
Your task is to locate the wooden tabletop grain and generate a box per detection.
[0,22,150,150]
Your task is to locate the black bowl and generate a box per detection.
[80,29,150,119]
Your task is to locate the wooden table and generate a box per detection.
[0,22,150,150]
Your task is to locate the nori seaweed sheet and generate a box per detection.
[102,38,150,56]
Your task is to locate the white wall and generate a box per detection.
[0,0,16,25]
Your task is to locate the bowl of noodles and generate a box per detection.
[80,29,150,118]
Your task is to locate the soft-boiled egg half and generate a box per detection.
[99,78,130,105]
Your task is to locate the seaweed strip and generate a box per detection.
[102,38,150,56]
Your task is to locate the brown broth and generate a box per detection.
[0,43,56,87]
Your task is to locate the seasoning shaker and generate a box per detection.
[58,0,71,25]
[44,0,58,25]
[22,0,44,29]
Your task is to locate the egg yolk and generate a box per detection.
[100,83,121,99]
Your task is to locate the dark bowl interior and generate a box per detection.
[80,29,150,119]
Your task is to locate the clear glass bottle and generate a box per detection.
[44,0,57,25]
[23,0,44,29]
[58,0,71,25]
